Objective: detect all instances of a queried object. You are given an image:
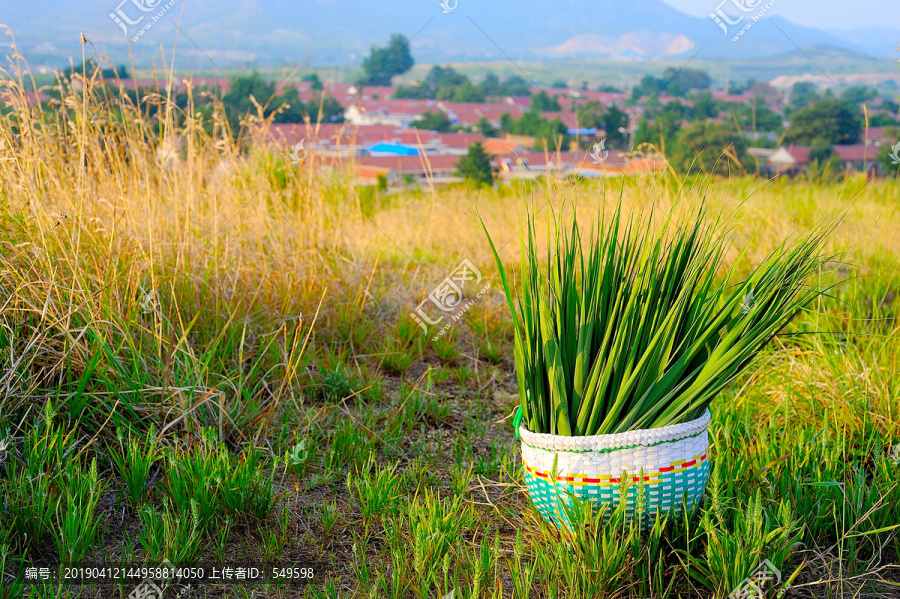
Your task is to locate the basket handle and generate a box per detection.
[512,405,523,439]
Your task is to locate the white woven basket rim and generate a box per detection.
[519,409,711,452]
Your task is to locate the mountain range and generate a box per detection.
[2,0,898,71]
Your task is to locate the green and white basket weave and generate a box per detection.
[519,409,711,530]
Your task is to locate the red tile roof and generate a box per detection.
[266,123,400,146]
[785,146,811,163]
[125,77,230,92]
[833,145,872,162]
[355,154,460,172]
[353,99,434,114]
[482,138,529,155]
[391,131,485,148]
[865,127,896,144]
[437,101,524,125]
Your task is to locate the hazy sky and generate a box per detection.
[661,0,900,30]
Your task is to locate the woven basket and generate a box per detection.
[519,410,711,530]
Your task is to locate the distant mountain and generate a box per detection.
[826,27,900,60]
[3,0,898,71]
[545,32,696,59]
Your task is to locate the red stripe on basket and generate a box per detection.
[522,451,710,483]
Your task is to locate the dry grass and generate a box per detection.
[1,42,899,597]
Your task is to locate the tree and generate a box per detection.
[272,86,306,123]
[633,68,710,99]
[223,72,276,130]
[456,142,494,185]
[784,98,863,145]
[692,92,718,119]
[64,62,130,80]
[303,94,344,123]
[842,86,876,105]
[633,102,687,151]
[302,72,323,91]
[360,34,414,86]
[576,101,605,130]
[733,98,782,132]
[550,79,568,88]
[416,110,452,132]
[475,116,497,138]
[671,121,746,175]
[451,81,485,102]
[789,82,819,110]
[808,138,845,179]
[479,74,530,97]
[870,113,900,127]
[808,137,834,163]
[574,102,627,147]
[426,65,469,95]
[876,143,900,175]
[663,68,711,96]
[530,91,561,112]
[501,110,567,148]
[604,105,629,147]
[728,79,757,94]
[631,74,662,100]
[394,66,480,101]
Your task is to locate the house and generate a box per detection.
[765,144,881,176]
[525,88,628,110]
[126,77,230,93]
[538,111,579,128]
[344,100,433,128]
[747,147,776,161]
[384,131,485,156]
[833,145,877,175]
[494,150,587,180]
[865,127,898,147]
[482,137,531,156]
[767,146,810,173]
[353,154,461,185]
[0,90,47,108]
[435,101,524,127]
[578,150,667,177]
[265,123,403,157]
[366,142,420,156]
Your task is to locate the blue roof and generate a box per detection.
[566,127,598,135]
[367,142,420,156]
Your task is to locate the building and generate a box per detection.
[344,100,433,127]
[366,142,420,157]
[767,146,810,173]
[765,144,882,176]
[833,145,877,175]
[482,137,532,155]
[435,101,524,128]
[354,154,461,185]
[578,150,667,177]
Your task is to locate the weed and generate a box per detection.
[138,498,203,564]
[54,459,103,563]
[109,424,162,505]
[449,463,474,496]
[319,501,338,536]
[219,445,278,520]
[166,431,226,528]
[167,430,277,528]
[347,455,403,519]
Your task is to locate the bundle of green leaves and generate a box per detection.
[482,201,835,436]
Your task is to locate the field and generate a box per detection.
[1,63,900,599]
